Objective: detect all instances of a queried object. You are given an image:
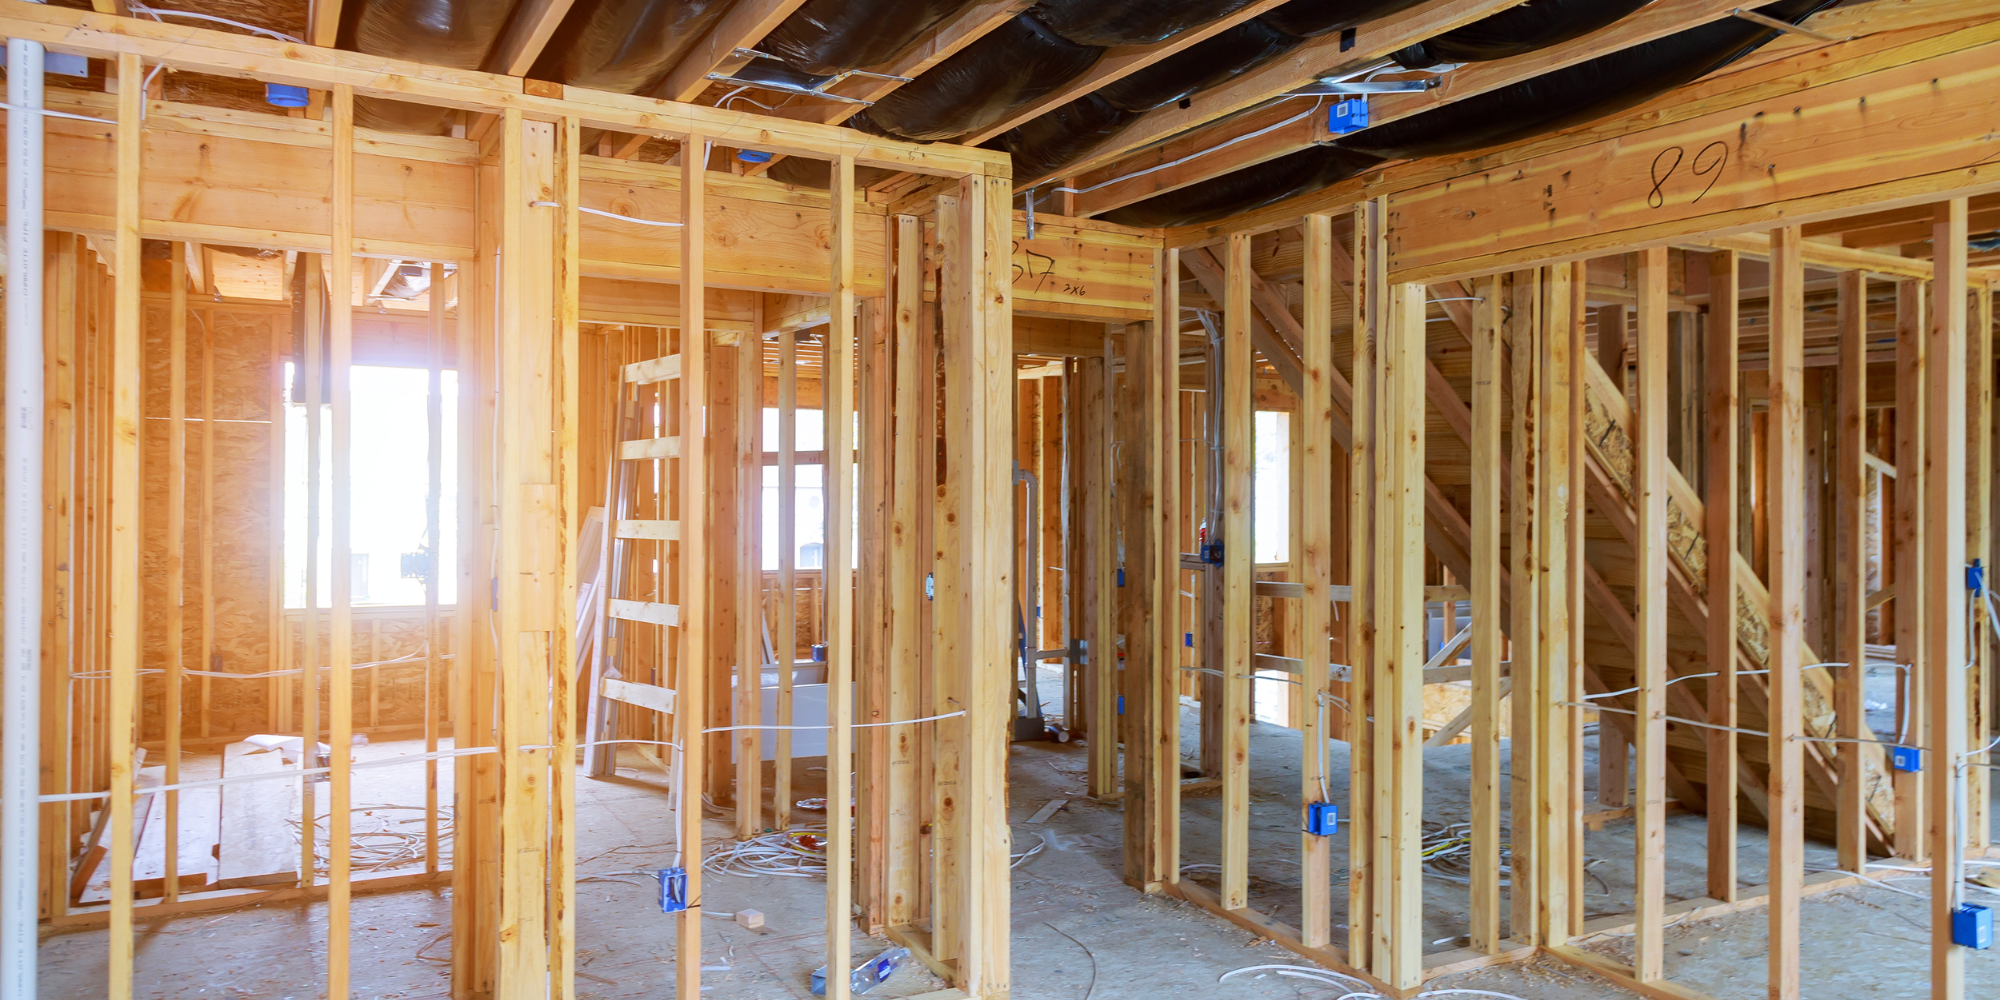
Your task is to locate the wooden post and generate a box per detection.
[884,215,922,922]
[776,322,797,833]
[1347,203,1379,968]
[1894,276,1928,862]
[1507,268,1541,946]
[1972,281,1995,851]
[1537,263,1578,946]
[822,153,858,1000]
[1705,250,1741,900]
[1082,342,1115,799]
[163,242,187,903]
[1219,233,1254,913]
[1377,281,1427,992]
[1299,216,1335,948]
[107,51,143,1000]
[735,302,764,840]
[1633,247,1669,982]
[1925,198,1968,1000]
[551,116,582,1000]
[676,131,710,1000]
[1766,225,1807,1000]
[1834,269,1870,874]
[326,84,357,1000]
[944,167,1013,997]
[1469,273,1504,955]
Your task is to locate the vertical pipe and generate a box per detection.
[0,29,45,1000]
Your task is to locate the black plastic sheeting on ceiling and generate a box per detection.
[759,0,979,77]
[539,0,735,96]
[1257,0,1429,37]
[1391,0,1658,68]
[346,0,522,134]
[847,12,1103,143]
[1033,0,1264,47]
[1101,0,1840,228]
[996,2,1417,181]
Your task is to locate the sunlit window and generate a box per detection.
[284,364,458,608]
[1253,410,1289,564]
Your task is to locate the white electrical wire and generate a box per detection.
[529,200,684,228]
[703,827,829,879]
[1219,964,1373,992]
[1048,98,1327,198]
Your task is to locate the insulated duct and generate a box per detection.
[759,0,979,76]
[847,12,1103,143]
[544,0,737,95]
[1033,0,1265,47]
[348,0,523,134]
[1391,0,1658,68]
[995,0,1422,181]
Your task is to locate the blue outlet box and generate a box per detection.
[1954,904,1992,949]
[1117,567,1126,587]
[1328,98,1370,135]
[1306,802,1338,837]
[658,867,689,913]
[1116,694,1125,716]
[1893,746,1923,773]
[1185,632,1194,648]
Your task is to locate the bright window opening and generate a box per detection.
[1253,410,1290,564]
[284,363,459,608]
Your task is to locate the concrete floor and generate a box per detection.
[36,684,2000,999]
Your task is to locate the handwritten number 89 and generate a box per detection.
[1647,140,1730,209]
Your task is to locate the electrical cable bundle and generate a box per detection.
[290,803,452,876]
[701,827,830,879]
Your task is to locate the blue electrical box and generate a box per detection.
[658,867,689,913]
[1201,541,1224,565]
[1117,568,1126,588]
[1893,746,1923,773]
[1185,632,1194,648]
[265,83,309,108]
[1306,802,1338,837]
[1953,903,1992,950]
[1328,98,1370,135]
[1116,694,1125,716]
[1970,559,1986,594]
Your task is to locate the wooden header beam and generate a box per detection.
[0,1,1007,176]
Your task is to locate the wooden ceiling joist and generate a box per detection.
[657,0,816,104]
[488,0,583,77]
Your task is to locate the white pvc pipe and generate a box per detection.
[2,29,45,1000]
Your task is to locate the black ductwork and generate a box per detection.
[846,13,1103,143]
[1391,0,1657,68]
[1104,0,1838,228]
[1098,146,1385,228]
[541,0,736,95]
[1098,19,1306,113]
[1033,0,1264,47]
[1258,0,1429,37]
[760,0,980,76]
[347,0,522,134]
[995,2,1417,181]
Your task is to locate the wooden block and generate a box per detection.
[735,909,764,930]
[1025,799,1066,825]
[216,741,299,889]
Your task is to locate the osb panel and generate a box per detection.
[137,303,284,740]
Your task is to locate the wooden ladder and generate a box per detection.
[583,345,688,795]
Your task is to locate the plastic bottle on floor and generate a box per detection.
[809,947,910,996]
